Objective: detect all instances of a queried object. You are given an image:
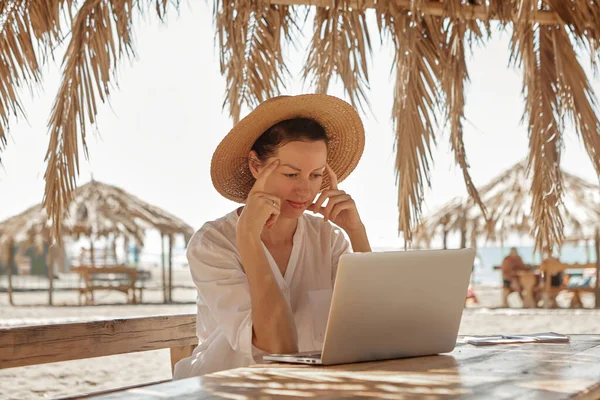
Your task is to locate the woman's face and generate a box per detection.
[250,140,327,218]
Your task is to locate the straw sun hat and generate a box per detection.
[210,94,365,203]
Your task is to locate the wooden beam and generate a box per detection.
[267,0,565,25]
[0,314,197,369]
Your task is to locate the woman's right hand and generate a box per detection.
[237,159,281,241]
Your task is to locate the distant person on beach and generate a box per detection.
[501,247,529,295]
[174,95,371,378]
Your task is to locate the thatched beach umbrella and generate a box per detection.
[1,1,599,254]
[415,159,600,308]
[414,159,600,249]
[0,180,194,305]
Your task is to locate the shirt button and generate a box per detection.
[283,288,289,294]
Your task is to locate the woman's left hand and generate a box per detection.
[308,164,365,234]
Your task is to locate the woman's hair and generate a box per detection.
[251,118,328,162]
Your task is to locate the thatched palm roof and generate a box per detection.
[0,180,194,263]
[1,1,599,252]
[414,159,600,250]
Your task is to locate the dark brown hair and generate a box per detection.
[251,118,328,162]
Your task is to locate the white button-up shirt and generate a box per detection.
[173,210,350,378]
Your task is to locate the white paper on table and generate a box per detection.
[463,332,570,346]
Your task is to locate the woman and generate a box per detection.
[174,94,371,378]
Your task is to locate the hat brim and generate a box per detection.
[211,94,365,203]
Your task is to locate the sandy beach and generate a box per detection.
[2,285,600,399]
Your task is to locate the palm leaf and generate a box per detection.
[511,3,565,254]
[550,24,600,180]
[386,8,444,244]
[441,18,488,221]
[0,0,67,158]
[545,0,600,69]
[43,0,179,245]
[303,0,371,113]
[216,0,296,123]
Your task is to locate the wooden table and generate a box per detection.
[91,335,600,399]
[495,263,598,308]
[72,265,140,305]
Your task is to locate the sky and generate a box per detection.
[0,2,598,251]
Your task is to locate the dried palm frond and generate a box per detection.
[510,2,565,254]
[545,0,600,70]
[42,0,180,246]
[441,17,487,221]
[43,0,138,246]
[0,0,67,156]
[2,0,600,255]
[303,0,371,113]
[387,5,444,244]
[216,0,295,123]
[550,24,600,180]
[215,0,251,123]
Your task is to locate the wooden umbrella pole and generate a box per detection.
[48,244,54,306]
[7,240,14,306]
[104,234,109,265]
[168,234,173,303]
[595,229,599,309]
[459,215,467,249]
[161,234,167,303]
[123,236,129,265]
[111,233,117,263]
[89,237,95,267]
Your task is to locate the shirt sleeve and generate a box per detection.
[186,227,255,360]
[330,225,351,286]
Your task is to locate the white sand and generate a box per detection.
[2,287,600,399]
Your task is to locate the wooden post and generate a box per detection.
[168,234,173,303]
[442,230,448,250]
[469,220,477,250]
[459,214,467,249]
[48,244,54,306]
[161,234,167,304]
[595,230,599,309]
[7,240,14,306]
[123,236,129,265]
[111,234,117,263]
[89,237,95,267]
[170,344,195,375]
[103,236,109,265]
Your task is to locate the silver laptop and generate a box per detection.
[263,248,475,365]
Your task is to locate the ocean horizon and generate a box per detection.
[133,242,597,288]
